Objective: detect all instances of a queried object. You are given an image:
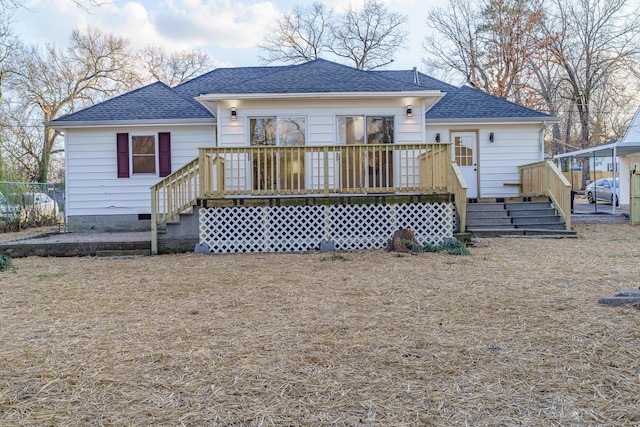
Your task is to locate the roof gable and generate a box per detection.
[51,82,212,124]
[619,105,640,145]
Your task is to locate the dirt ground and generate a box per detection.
[1,223,639,426]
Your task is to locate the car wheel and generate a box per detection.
[612,194,619,206]
[587,192,595,203]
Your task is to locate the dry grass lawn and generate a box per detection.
[1,223,639,426]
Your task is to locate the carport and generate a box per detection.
[554,138,640,216]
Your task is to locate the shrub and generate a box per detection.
[0,254,16,272]
[422,239,470,256]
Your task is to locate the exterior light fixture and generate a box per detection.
[231,107,237,121]
[435,133,441,143]
[406,105,412,118]
[489,132,494,142]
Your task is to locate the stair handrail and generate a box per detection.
[151,157,200,255]
[450,162,468,232]
[519,160,572,230]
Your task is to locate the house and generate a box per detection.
[47,59,561,254]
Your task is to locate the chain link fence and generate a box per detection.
[0,182,65,232]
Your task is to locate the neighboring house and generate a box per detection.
[48,59,556,253]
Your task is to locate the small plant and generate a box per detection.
[422,239,470,256]
[0,254,16,272]
[404,240,423,253]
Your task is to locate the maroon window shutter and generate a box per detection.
[158,132,171,177]
[116,133,129,178]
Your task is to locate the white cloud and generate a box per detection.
[12,0,444,70]
[151,0,281,50]
[13,0,282,65]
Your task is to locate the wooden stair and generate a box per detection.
[466,200,576,238]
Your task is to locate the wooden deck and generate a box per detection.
[150,143,468,254]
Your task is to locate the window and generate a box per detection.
[248,116,306,191]
[116,132,171,178]
[337,116,394,145]
[249,117,306,146]
[337,115,395,189]
[132,135,156,174]
[250,117,277,146]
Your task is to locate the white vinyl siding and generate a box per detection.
[216,99,424,148]
[65,125,215,217]
[428,124,543,198]
[215,99,424,193]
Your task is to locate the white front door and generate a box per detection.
[451,132,478,198]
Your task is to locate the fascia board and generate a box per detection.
[46,118,216,129]
[426,116,561,125]
[195,91,445,102]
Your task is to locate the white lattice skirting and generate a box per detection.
[199,202,454,253]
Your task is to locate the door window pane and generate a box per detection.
[455,137,473,167]
[250,117,277,146]
[338,116,365,145]
[278,117,306,146]
[366,116,394,144]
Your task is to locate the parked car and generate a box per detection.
[0,192,19,221]
[20,192,59,218]
[585,178,620,206]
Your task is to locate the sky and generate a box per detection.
[12,0,447,72]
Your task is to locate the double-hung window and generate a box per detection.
[131,135,156,174]
[116,132,171,178]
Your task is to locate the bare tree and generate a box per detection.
[329,0,407,70]
[259,0,407,70]
[424,0,550,103]
[137,46,212,87]
[258,2,332,65]
[4,27,136,182]
[543,0,640,185]
[1,101,47,181]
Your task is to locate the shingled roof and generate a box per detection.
[375,69,551,121]
[180,59,433,95]
[51,82,212,124]
[50,59,553,125]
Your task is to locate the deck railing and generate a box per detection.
[450,163,468,232]
[519,160,572,230]
[151,158,200,254]
[200,143,451,197]
[151,143,459,254]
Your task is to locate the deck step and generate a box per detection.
[466,199,572,238]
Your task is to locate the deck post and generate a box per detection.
[323,146,330,196]
[151,186,158,255]
[198,148,206,198]
[446,144,453,193]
